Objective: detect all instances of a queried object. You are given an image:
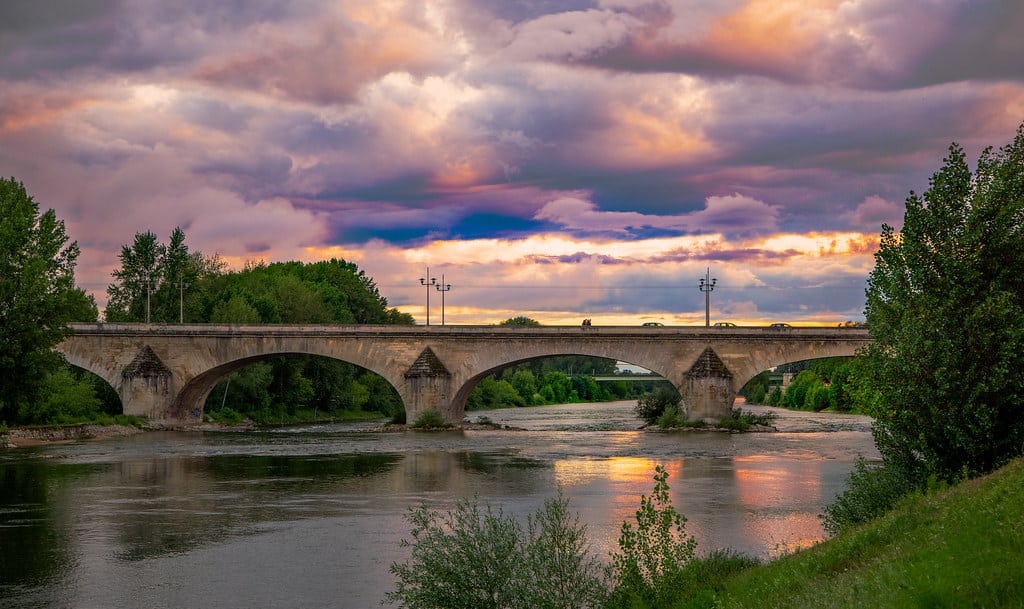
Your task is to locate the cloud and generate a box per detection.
[193,5,457,105]
[847,195,904,231]
[572,0,1024,90]
[533,193,780,236]
[2,0,1019,325]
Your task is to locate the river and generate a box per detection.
[0,401,877,609]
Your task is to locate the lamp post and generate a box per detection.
[435,275,452,325]
[699,267,716,327]
[145,274,157,324]
[177,273,189,323]
[419,268,436,325]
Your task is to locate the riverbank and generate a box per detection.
[1,423,146,448]
[0,420,262,448]
[689,455,1024,609]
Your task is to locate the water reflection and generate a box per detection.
[0,402,877,609]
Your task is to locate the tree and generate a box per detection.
[0,178,93,423]
[106,228,224,322]
[105,231,163,322]
[609,465,697,606]
[862,123,1024,480]
[500,316,540,326]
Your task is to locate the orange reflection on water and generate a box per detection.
[553,457,682,489]
[733,454,827,553]
[733,454,822,508]
[556,458,684,522]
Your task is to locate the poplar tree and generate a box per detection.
[862,123,1024,480]
[0,178,93,423]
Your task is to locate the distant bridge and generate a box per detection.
[571,374,666,382]
[57,324,871,425]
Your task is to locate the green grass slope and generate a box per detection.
[699,457,1024,609]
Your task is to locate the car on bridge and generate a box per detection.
[642,322,665,327]
[712,322,737,327]
[838,321,867,328]
[768,322,792,329]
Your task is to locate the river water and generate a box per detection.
[1,401,877,609]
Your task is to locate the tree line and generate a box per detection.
[742,357,862,413]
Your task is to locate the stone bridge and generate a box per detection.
[57,323,871,424]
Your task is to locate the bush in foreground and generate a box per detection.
[387,492,607,609]
[387,466,741,609]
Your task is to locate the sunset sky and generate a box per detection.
[3,0,1022,325]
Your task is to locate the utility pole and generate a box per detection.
[419,268,436,325]
[435,274,452,325]
[145,274,155,323]
[178,273,189,323]
[699,267,716,327]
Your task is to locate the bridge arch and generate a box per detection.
[451,353,673,415]
[174,351,406,421]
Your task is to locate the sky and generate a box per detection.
[2,0,1023,326]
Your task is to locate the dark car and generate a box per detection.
[768,322,792,329]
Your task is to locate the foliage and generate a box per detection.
[205,406,245,426]
[609,465,698,607]
[861,123,1024,481]
[747,358,861,413]
[0,178,96,425]
[741,372,769,405]
[387,492,607,609]
[105,228,226,323]
[635,387,682,424]
[466,356,656,410]
[821,458,921,536]
[105,232,410,423]
[717,409,777,432]
[18,365,101,425]
[656,405,688,429]
[410,409,450,429]
[499,316,541,326]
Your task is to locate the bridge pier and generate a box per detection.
[402,347,456,424]
[678,347,736,422]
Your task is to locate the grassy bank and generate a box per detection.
[679,456,1024,609]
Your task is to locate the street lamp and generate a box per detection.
[435,275,452,325]
[699,267,716,327]
[145,274,158,324]
[177,273,189,324]
[419,268,436,325]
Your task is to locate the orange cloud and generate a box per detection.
[0,91,95,132]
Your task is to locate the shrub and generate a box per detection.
[609,465,698,606]
[656,405,683,429]
[387,492,606,609]
[410,409,450,429]
[821,457,920,536]
[207,407,245,425]
[635,387,681,424]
